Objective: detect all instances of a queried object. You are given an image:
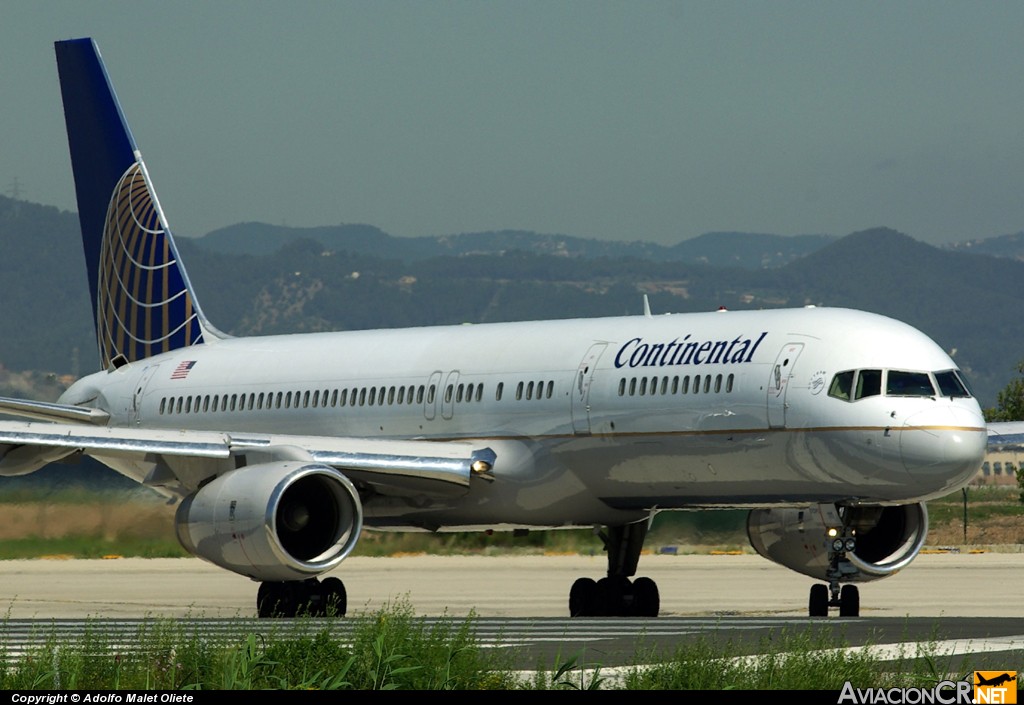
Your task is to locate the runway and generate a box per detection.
[0,551,1018,619]
[0,552,1020,671]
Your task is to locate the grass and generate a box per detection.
[926,485,1024,524]
[0,602,1013,690]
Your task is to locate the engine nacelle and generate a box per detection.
[176,461,362,582]
[747,503,928,583]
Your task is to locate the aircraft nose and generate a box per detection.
[900,404,987,491]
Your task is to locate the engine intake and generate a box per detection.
[176,461,362,582]
[746,503,928,583]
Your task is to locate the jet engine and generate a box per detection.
[746,503,928,583]
[176,461,362,582]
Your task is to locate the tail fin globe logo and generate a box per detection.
[97,161,203,368]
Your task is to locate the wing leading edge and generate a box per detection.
[0,418,490,498]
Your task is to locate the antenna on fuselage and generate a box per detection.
[643,294,652,318]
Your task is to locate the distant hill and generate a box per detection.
[945,230,1024,260]
[3,193,1024,408]
[196,223,836,269]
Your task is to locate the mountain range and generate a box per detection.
[2,193,1023,409]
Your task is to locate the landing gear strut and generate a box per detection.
[257,576,347,618]
[569,522,660,617]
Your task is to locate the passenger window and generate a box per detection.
[854,370,882,400]
[496,382,504,401]
[886,371,935,397]
[692,375,701,394]
[681,376,690,394]
[828,371,854,401]
[726,374,734,393]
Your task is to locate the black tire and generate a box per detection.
[257,582,291,618]
[569,577,598,617]
[632,576,660,617]
[321,577,347,617]
[839,584,860,617]
[809,583,829,617]
[596,576,632,617]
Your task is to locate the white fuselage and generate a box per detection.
[62,306,987,530]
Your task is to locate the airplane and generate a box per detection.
[0,36,989,619]
[975,673,1017,688]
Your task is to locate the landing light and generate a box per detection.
[831,538,845,552]
[827,527,839,538]
[471,459,492,474]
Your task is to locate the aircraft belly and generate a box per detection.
[359,424,928,530]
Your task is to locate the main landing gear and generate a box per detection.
[569,522,660,617]
[257,576,347,618]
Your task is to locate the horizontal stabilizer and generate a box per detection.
[986,421,1024,451]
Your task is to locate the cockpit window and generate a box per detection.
[828,371,854,400]
[830,367,971,402]
[854,369,881,400]
[934,370,971,398]
[886,370,935,397]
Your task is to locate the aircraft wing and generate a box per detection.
[0,396,110,424]
[986,421,1024,452]
[0,418,491,499]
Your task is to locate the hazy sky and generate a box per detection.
[3,1,1024,245]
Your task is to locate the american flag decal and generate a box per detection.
[170,360,196,380]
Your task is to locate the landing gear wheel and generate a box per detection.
[257,582,294,618]
[631,576,660,617]
[596,576,632,616]
[321,577,347,617]
[257,582,277,618]
[809,583,828,617]
[569,578,598,617]
[257,577,350,618]
[839,584,860,617]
